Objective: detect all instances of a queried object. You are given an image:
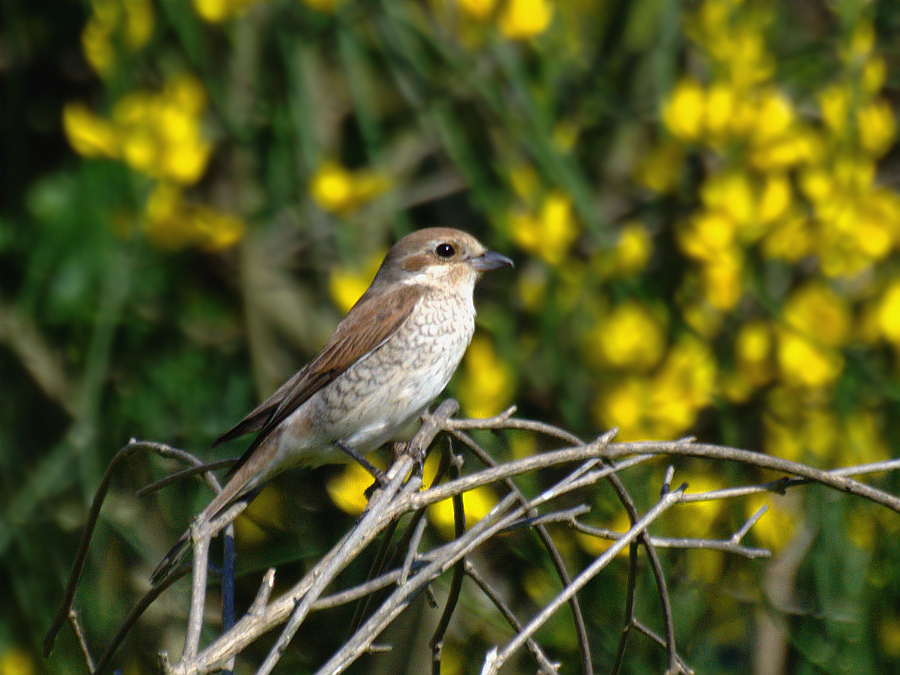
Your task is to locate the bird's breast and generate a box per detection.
[307,290,475,452]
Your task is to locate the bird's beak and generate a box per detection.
[470,250,514,272]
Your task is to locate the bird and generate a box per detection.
[150,227,513,584]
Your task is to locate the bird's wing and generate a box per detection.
[213,283,426,474]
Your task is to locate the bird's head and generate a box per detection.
[372,227,514,294]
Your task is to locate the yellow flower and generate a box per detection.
[704,83,735,141]
[862,56,886,93]
[879,618,900,658]
[735,320,773,386]
[782,283,850,348]
[515,263,547,310]
[63,102,119,158]
[745,493,797,551]
[309,161,390,215]
[81,0,154,75]
[596,338,716,441]
[844,20,875,62]
[761,213,812,262]
[846,505,877,550]
[144,183,244,251]
[662,78,705,142]
[123,0,155,49]
[510,191,578,265]
[328,247,388,313]
[843,410,890,466]
[858,99,896,157]
[498,0,553,40]
[552,121,579,153]
[751,90,795,145]
[775,329,843,388]
[764,408,804,463]
[677,211,736,262]
[236,487,285,546]
[600,221,653,278]
[819,85,850,137]
[457,0,497,20]
[702,173,754,225]
[650,335,717,432]
[508,163,540,202]
[634,141,683,193]
[758,173,792,225]
[193,0,266,21]
[593,377,650,441]
[509,431,536,459]
[876,280,900,347]
[591,301,666,372]
[575,511,631,557]
[429,484,498,539]
[853,204,894,261]
[664,472,725,538]
[682,301,724,339]
[96,75,213,185]
[456,335,514,418]
[327,460,385,515]
[0,648,33,675]
[751,125,822,171]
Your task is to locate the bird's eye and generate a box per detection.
[435,243,455,259]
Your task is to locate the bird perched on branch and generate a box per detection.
[151,227,513,584]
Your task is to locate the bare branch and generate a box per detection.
[482,485,689,674]
[49,404,900,675]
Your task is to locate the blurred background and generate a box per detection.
[3,0,900,672]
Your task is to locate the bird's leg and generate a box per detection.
[392,441,426,476]
[335,441,388,487]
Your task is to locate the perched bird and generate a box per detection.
[151,227,513,584]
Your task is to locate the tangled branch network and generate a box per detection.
[44,399,900,675]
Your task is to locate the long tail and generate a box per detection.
[150,531,191,586]
[149,483,263,587]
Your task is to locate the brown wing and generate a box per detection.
[213,283,425,475]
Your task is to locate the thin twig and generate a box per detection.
[430,446,466,675]
[482,485,688,674]
[449,428,596,675]
[44,440,222,658]
[68,609,96,673]
[465,562,560,675]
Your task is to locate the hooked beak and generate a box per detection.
[470,249,514,272]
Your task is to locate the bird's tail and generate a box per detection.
[150,531,190,586]
[149,485,263,586]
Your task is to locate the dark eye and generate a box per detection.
[435,243,455,259]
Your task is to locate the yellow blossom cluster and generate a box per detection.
[453,0,555,40]
[328,247,388,313]
[81,0,154,75]
[326,436,498,541]
[658,7,900,312]
[64,74,245,251]
[309,161,391,216]
[456,335,515,418]
[189,0,342,23]
[763,389,889,467]
[632,0,900,469]
[143,183,244,251]
[592,329,717,441]
[591,221,653,280]
[64,74,213,186]
[509,191,578,266]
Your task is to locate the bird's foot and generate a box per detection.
[335,441,388,492]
